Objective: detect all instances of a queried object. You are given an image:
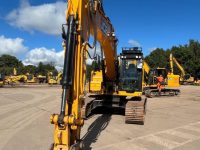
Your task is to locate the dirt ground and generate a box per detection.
[0,85,199,150]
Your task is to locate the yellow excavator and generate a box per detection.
[170,53,194,85]
[143,61,180,97]
[48,72,57,85]
[5,68,27,85]
[50,1,146,149]
[48,72,63,85]
[36,74,47,83]
[26,73,37,83]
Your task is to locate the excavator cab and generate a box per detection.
[184,74,191,80]
[147,68,167,85]
[118,47,143,93]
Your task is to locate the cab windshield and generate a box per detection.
[120,59,138,80]
[119,59,142,92]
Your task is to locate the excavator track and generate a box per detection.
[145,88,180,98]
[125,98,147,125]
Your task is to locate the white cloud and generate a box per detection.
[6,0,66,35]
[0,35,28,56]
[0,35,64,71]
[149,47,157,52]
[23,45,101,70]
[23,47,64,69]
[128,39,141,47]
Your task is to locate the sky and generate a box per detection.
[0,0,200,69]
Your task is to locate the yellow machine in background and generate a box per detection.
[48,72,62,85]
[170,53,194,85]
[5,68,27,85]
[143,61,180,97]
[26,73,37,83]
[48,72,57,85]
[89,70,103,93]
[6,75,27,85]
[36,74,47,83]
[50,1,147,149]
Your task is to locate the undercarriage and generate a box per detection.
[82,94,147,125]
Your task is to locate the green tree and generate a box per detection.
[145,48,168,68]
[36,62,57,75]
[145,40,200,79]
[23,65,37,74]
[0,54,24,75]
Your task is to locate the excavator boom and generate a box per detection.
[50,0,118,149]
[170,53,194,84]
[51,1,147,149]
[170,53,185,76]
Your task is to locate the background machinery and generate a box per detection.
[5,68,27,85]
[48,72,63,85]
[48,72,58,85]
[143,61,180,97]
[36,74,47,83]
[170,53,194,85]
[50,0,147,149]
[26,73,37,83]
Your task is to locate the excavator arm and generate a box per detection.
[170,53,194,84]
[50,0,118,149]
[170,53,185,77]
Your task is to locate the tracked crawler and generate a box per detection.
[143,62,180,98]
